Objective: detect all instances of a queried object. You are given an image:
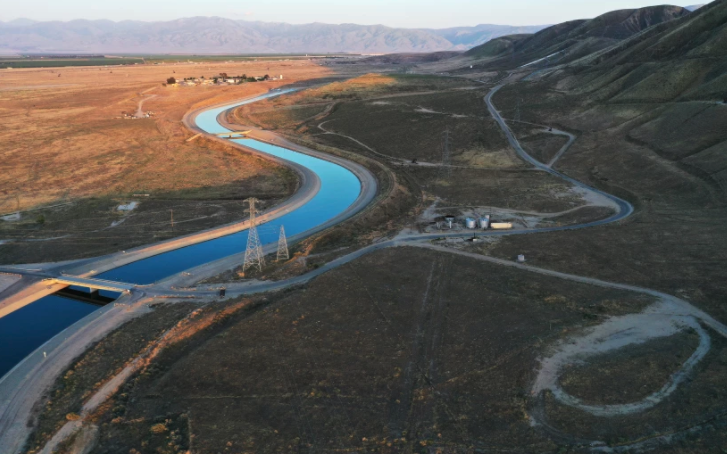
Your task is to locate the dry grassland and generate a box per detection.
[233,74,519,168]
[405,166,581,212]
[0,60,326,209]
[544,334,727,447]
[228,73,600,229]
[0,61,330,261]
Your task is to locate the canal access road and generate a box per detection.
[0,89,377,318]
[0,88,379,454]
[0,76,693,454]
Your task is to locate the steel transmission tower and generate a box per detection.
[276,225,289,262]
[242,197,265,275]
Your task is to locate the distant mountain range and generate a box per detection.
[0,18,547,54]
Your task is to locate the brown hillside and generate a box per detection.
[457,5,690,71]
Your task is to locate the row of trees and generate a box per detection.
[164,73,271,86]
[220,73,271,83]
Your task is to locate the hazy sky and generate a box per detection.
[3,0,705,27]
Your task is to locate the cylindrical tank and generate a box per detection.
[491,222,513,230]
[466,218,476,229]
[479,215,490,229]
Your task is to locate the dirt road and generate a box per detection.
[0,77,716,454]
[134,94,156,118]
[0,89,378,454]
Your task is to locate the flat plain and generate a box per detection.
[0,61,331,262]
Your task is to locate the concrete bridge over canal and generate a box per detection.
[213,130,251,137]
[0,274,135,319]
[50,276,134,294]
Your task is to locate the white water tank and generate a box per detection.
[445,216,455,229]
[479,215,490,229]
[517,254,526,263]
[466,218,476,229]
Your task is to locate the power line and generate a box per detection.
[441,129,451,179]
[242,197,265,275]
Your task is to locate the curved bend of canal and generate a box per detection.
[0,89,363,377]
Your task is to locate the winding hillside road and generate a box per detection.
[0,80,723,453]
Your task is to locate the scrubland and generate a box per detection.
[16,24,727,449]
[35,247,669,454]
[489,71,727,320]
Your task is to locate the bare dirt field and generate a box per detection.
[0,60,331,262]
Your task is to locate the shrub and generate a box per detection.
[150,423,167,434]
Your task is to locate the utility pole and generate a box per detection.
[277,225,289,262]
[515,98,522,122]
[170,209,174,231]
[441,129,452,178]
[242,198,265,275]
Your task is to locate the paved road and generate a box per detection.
[144,82,636,296]
[0,78,668,454]
[0,89,378,313]
[0,293,149,454]
[0,89,379,454]
[21,76,727,454]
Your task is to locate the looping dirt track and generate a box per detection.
[1,78,725,453]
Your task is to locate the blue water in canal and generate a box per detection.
[0,89,362,378]
[98,90,360,284]
[0,296,97,377]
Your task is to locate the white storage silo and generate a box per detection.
[479,215,490,229]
